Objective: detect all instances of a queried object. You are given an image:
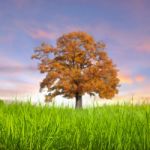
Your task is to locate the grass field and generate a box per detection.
[0,100,150,150]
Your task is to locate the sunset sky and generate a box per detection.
[0,0,150,102]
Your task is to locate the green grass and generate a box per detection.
[0,101,150,150]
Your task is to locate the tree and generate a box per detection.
[32,31,119,108]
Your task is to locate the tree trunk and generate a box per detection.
[75,93,82,109]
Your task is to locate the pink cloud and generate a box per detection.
[118,72,133,84]
[0,83,38,97]
[27,29,58,40]
[118,72,145,85]
[17,19,129,44]
[27,25,82,40]
[0,55,38,78]
[0,55,22,68]
[0,72,42,98]
[0,56,22,74]
[135,75,145,83]
[136,40,150,53]
[0,55,43,99]
[0,55,37,89]
[16,20,84,40]
[16,21,60,40]
[132,84,150,97]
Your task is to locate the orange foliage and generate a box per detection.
[32,32,119,102]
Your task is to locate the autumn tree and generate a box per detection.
[32,31,119,108]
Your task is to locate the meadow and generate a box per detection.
[0,100,150,150]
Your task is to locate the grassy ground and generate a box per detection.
[0,101,150,150]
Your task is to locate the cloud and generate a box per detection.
[0,82,38,97]
[0,54,43,99]
[131,83,150,97]
[0,55,37,75]
[118,71,145,85]
[27,28,58,40]
[0,55,22,68]
[20,20,128,44]
[118,73,133,84]
[136,40,150,53]
[0,66,37,73]
[16,19,133,45]
[135,75,145,83]
[16,20,84,41]
[16,21,60,40]
[0,71,42,98]
[28,26,82,40]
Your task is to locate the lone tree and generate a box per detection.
[32,31,119,108]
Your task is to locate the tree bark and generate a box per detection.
[75,93,82,109]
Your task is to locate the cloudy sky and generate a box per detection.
[0,0,150,102]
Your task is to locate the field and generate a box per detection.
[0,101,150,150]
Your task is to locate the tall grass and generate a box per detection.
[0,101,150,150]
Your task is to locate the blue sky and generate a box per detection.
[0,0,150,100]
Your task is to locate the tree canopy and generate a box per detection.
[32,31,119,108]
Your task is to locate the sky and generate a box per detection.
[0,0,150,104]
